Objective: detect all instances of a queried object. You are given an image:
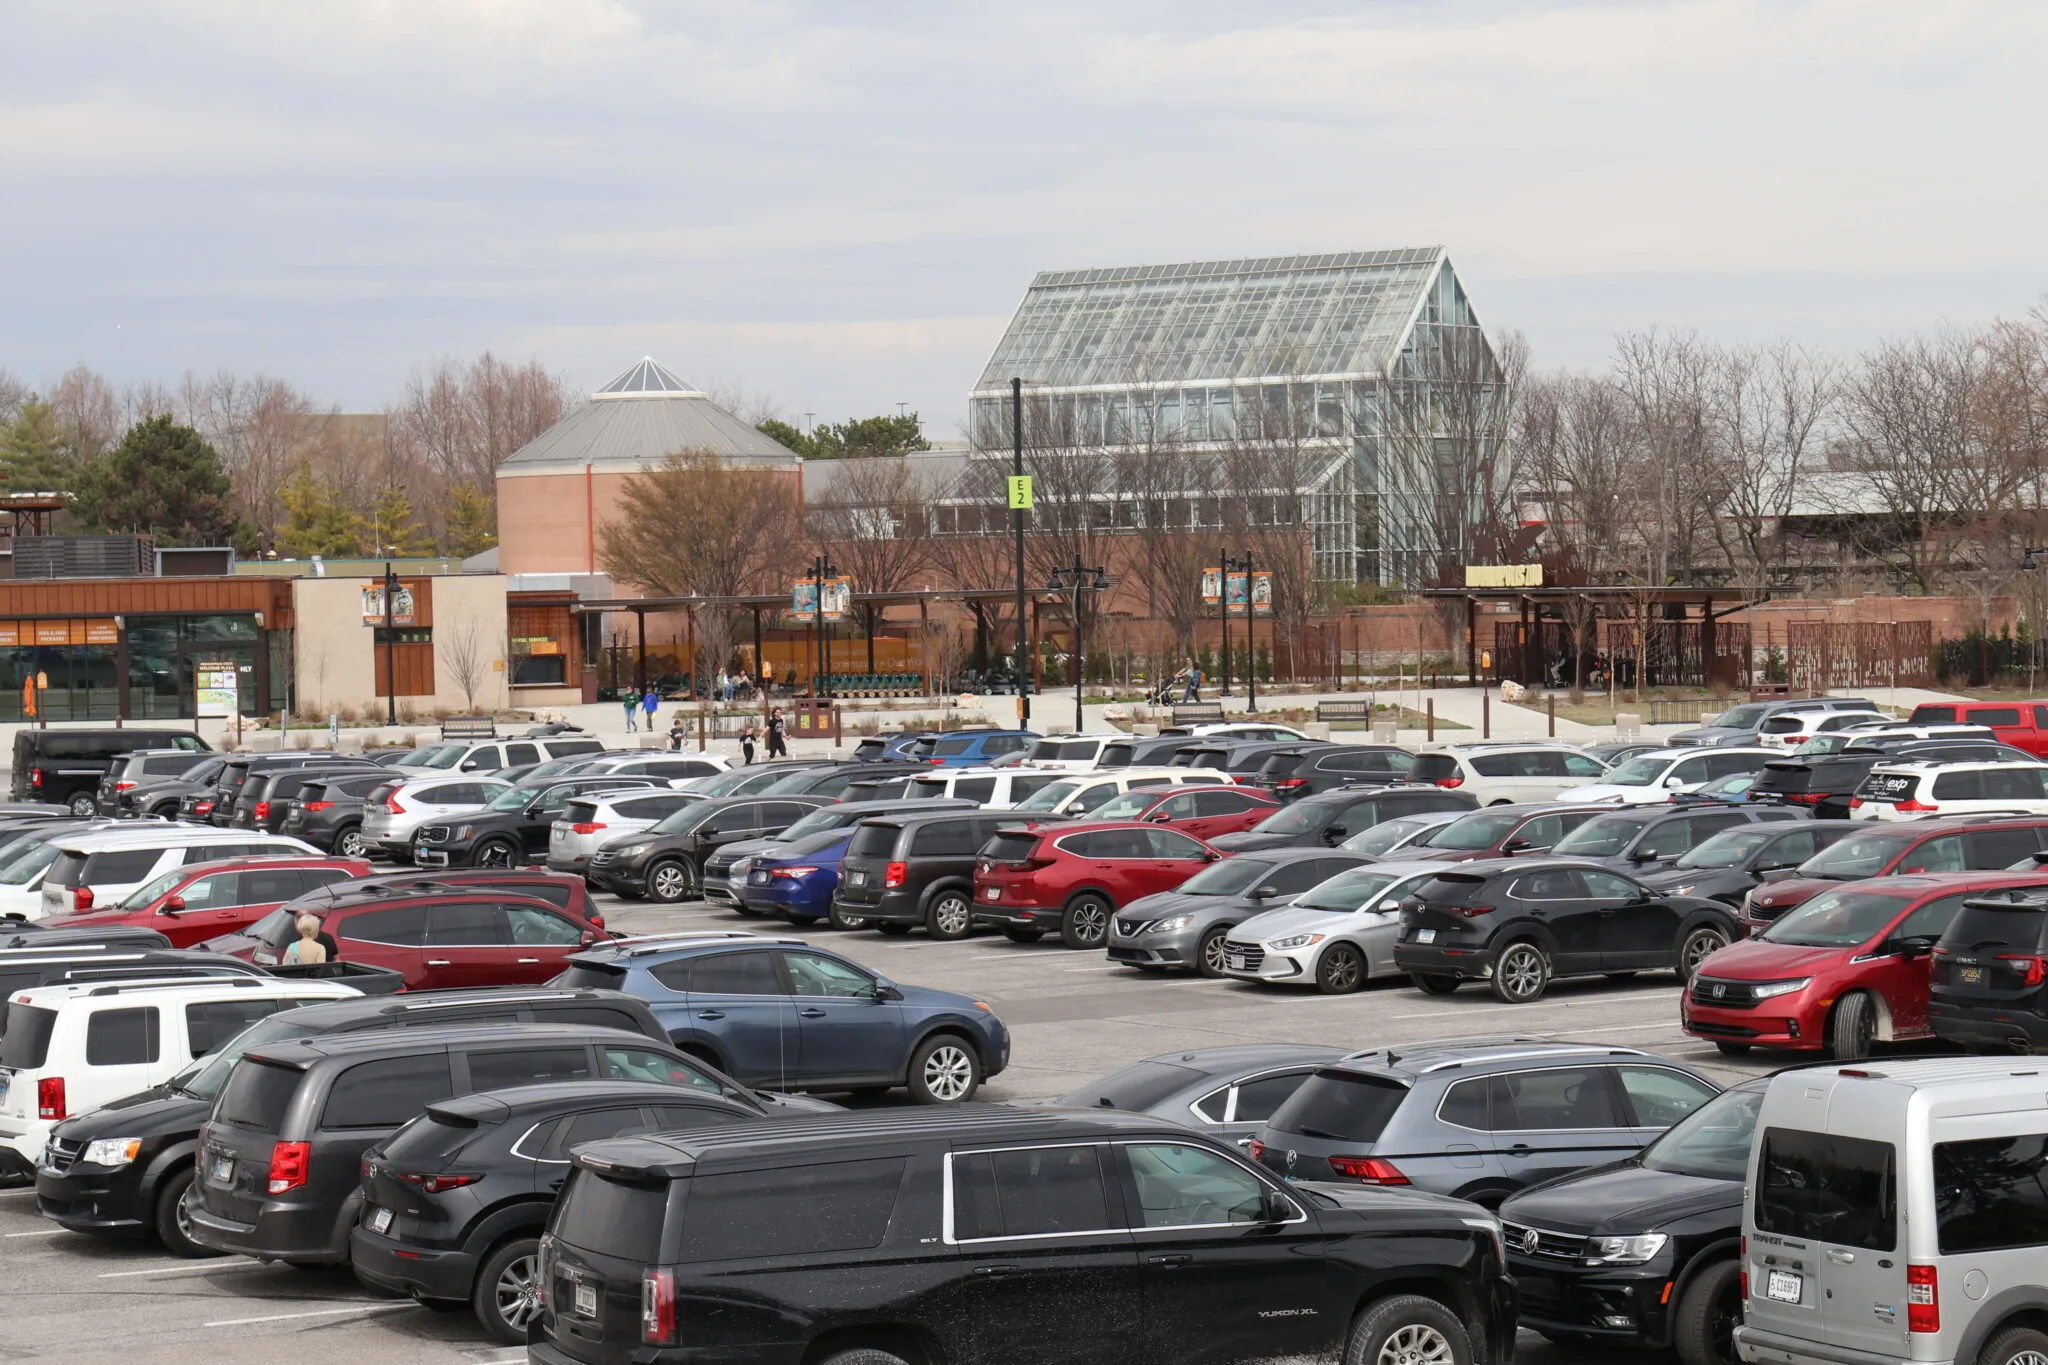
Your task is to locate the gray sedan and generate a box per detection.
[1105,849,1374,975]
[1044,1043,1351,1145]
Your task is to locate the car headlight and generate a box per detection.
[614,842,650,857]
[83,1138,143,1168]
[1584,1233,1668,1266]
[1752,977,1811,999]
[454,824,474,840]
[1270,932,1325,949]
[1147,914,1195,933]
[1670,884,1696,897]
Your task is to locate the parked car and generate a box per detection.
[704,798,974,911]
[0,974,362,1180]
[1752,747,1971,818]
[848,731,933,763]
[1094,734,1206,768]
[1928,885,2048,1052]
[572,752,731,781]
[1005,766,1234,818]
[1736,1058,2048,1365]
[33,828,320,920]
[677,761,830,797]
[93,749,215,816]
[1393,803,1611,862]
[412,776,667,869]
[1501,1077,1766,1365]
[229,762,382,831]
[392,735,603,776]
[0,940,268,1031]
[831,811,1033,936]
[545,789,703,874]
[1221,860,1462,993]
[352,1078,766,1341]
[912,728,1036,767]
[1557,747,1778,805]
[1337,807,1468,859]
[534,1106,1517,1365]
[183,1021,780,1265]
[10,728,211,813]
[38,855,369,947]
[1253,743,1419,799]
[110,754,231,819]
[839,774,922,802]
[1667,696,1878,748]
[904,765,1064,808]
[358,775,510,860]
[1684,772,1760,802]
[1107,849,1373,975]
[282,866,598,923]
[1583,740,1668,766]
[1251,1039,1721,1206]
[1393,856,1743,1001]
[585,796,831,902]
[1754,706,1901,751]
[1018,731,1125,770]
[277,770,396,855]
[1544,803,1803,872]
[1164,740,1308,780]
[1635,819,1861,908]
[1082,783,1283,841]
[736,829,859,922]
[551,932,1009,1102]
[1410,743,1611,804]
[1851,757,2048,819]
[1907,697,2048,755]
[972,821,1225,948]
[1209,785,1478,854]
[1042,1044,1347,1144]
[190,753,360,827]
[1739,816,2048,933]
[753,761,929,799]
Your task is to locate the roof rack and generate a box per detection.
[81,976,275,997]
[1341,1035,1552,1068]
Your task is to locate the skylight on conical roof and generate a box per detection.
[594,357,702,397]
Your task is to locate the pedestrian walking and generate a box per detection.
[623,692,638,731]
[641,687,659,730]
[741,722,757,765]
[766,708,788,759]
[1183,664,1201,703]
[668,712,687,750]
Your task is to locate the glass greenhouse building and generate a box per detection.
[952,247,1507,586]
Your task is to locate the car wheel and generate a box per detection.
[1490,942,1551,1004]
[1672,1257,1742,1365]
[473,1236,543,1345]
[334,827,367,858]
[1196,926,1234,978]
[1343,1292,1473,1365]
[1678,925,1729,980]
[1714,1041,1752,1056]
[1410,973,1459,996]
[925,890,973,940]
[647,858,694,904]
[1316,943,1367,994]
[154,1168,220,1259]
[828,902,871,930]
[1830,991,1876,1060]
[1060,894,1112,950]
[474,838,521,870]
[816,1351,912,1365]
[1001,928,1043,944]
[907,1034,981,1104]
[67,792,96,816]
[1981,1324,2048,1365]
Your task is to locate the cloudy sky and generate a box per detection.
[3,0,2044,436]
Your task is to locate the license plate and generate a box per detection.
[1415,929,1436,944]
[574,1282,598,1317]
[849,870,867,886]
[416,850,447,867]
[0,1073,9,1103]
[1962,966,1984,984]
[1766,1269,1802,1303]
[209,1155,234,1183]
[983,886,1000,900]
[1226,954,1248,971]
[367,1206,393,1234]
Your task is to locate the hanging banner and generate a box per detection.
[1200,567,1223,605]
[1464,563,1542,588]
[361,583,416,625]
[1250,570,1274,617]
[195,660,239,718]
[790,578,820,624]
[820,577,852,623]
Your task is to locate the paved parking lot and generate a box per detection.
[0,885,1783,1364]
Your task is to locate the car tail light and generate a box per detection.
[1434,776,1465,789]
[115,780,137,791]
[303,800,333,812]
[884,861,908,888]
[772,866,819,879]
[1907,1264,1939,1332]
[194,800,214,816]
[1787,792,1822,805]
[1248,1139,1266,1161]
[1739,1236,1748,1300]
[254,801,271,821]
[1999,953,2048,986]
[641,1267,675,1343]
[1274,778,1306,791]
[1895,799,1939,813]
[399,1171,481,1194]
[29,767,42,789]
[267,1140,310,1194]
[387,794,408,814]
[73,886,94,911]
[37,1077,66,1120]
[1445,904,1494,918]
[570,822,606,835]
[587,912,604,929]
[1848,797,1863,809]
[1328,1155,1409,1185]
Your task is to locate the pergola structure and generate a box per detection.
[1420,585,1760,690]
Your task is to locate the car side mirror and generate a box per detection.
[1259,1188,1294,1223]
[874,982,904,1001]
[1628,848,1659,862]
[1500,837,1529,854]
[579,931,598,947]
[1249,885,1279,901]
[1323,825,1347,845]
[1202,850,1222,862]
[162,895,186,913]
[1664,776,1685,789]
[1900,865,1926,875]
[1894,935,1936,959]
[1147,812,1172,822]
[460,760,481,772]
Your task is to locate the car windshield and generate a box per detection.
[0,840,60,885]
[1698,774,1754,796]
[1415,810,1524,851]
[1293,868,1407,913]
[780,807,855,841]
[1255,802,1335,835]
[1709,704,1770,729]
[1799,832,1913,879]
[486,785,537,810]
[1175,857,1277,896]
[1794,736,1854,755]
[1640,1086,1762,1181]
[1341,816,1438,856]
[1091,790,1166,821]
[1552,813,1653,857]
[650,803,718,835]
[1014,780,1082,812]
[1675,826,1783,870]
[1602,756,1669,787]
[687,768,762,796]
[120,867,189,909]
[170,1012,331,1101]
[1760,889,1914,947]
[408,745,464,769]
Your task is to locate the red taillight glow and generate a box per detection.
[1275,778,1307,790]
[1740,1236,1748,1300]
[884,860,908,888]
[641,1267,675,1343]
[1328,1155,1409,1185]
[1894,799,1940,812]
[303,801,333,812]
[37,1077,66,1120]
[1848,797,1863,809]
[1786,792,1822,805]
[1999,953,2048,987]
[399,1171,481,1194]
[1907,1264,1939,1332]
[254,801,271,821]
[115,780,137,791]
[570,822,606,835]
[73,886,93,911]
[267,1140,310,1195]
[1445,904,1494,918]
[771,866,819,879]
[29,768,43,789]
[387,795,408,814]
[1434,776,1465,789]
[194,800,214,815]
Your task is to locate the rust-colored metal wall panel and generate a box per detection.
[0,576,294,627]
[373,641,437,697]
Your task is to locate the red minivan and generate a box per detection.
[1739,816,2048,934]
[969,820,1223,949]
[1908,701,2048,756]
[1685,870,2048,1057]
[37,855,371,948]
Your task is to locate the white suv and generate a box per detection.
[546,789,703,872]
[1738,1057,2048,1365]
[1020,733,1127,771]
[1851,758,2048,820]
[1409,744,1609,805]
[393,735,604,776]
[1557,747,1777,805]
[359,776,510,859]
[1008,766,1233,817]
[906,767,1066,809]
[0,975,361,1174]
[37,828,319,919]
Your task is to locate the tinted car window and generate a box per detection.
[910,821,979,857]
[1935,1134,2048,1253]
[1493,1067,1623,1130]
[184,999,287,1057]
[81,849,164,885]
[426,902,506,945]
[86,1006,160,1065]
[338,906,427,946]
[1,1007,59,1068]
[553,1170,666,1261]
[1756,1127,1896,1251]
[467,1046,594,1089]
[540,1107,659,1159]
[1231,1071,1311,1124]
[216,1058,302,1129]
[952,1145,1111,1239]
[689,952,783,995]
[508,904,584,944]
[680,1158,905,1261]
[1124,1142,1268,1227]
[1269,1072,1407,1141]
[321,1053,455,1129]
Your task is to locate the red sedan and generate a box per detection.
[38,855,370,948]
[1685,870,2048,1058]
[1082,784,1281,841]
[969,820,1223,949]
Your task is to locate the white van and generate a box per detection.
[906,766,1066,809]
[37,829,319,919]
[1738,1058,2048,1365]
[1019,733,1127,772]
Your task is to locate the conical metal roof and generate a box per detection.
[497,356,795,473]
[594,356,700,397]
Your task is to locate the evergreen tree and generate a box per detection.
[73,414,240,546]
[275,462,360,558]
[755,417,819,459]
[0,398,75,494]
[362,484,431,557]
[443,484,497,558]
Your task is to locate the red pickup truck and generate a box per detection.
[1908,701,2048,756]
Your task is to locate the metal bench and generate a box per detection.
[1171,702,1225,725]
[1317,698,1377,724]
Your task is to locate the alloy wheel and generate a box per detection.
[337,830,365,857]
[1201,933,1231,975]
[477,841,516,869]
[1680,927,1727,978]
[651,862,691,902]
[1319,946,1363,993]
[2004,1354,2048,1365]
[921,1044,975,1102]
[1066,899,1108,947]
[68,794,96,816]
[932,895,971,938]
[493,1252,541,1332]
[1377,1322,1455,1365]
[1497,945,1546,1001]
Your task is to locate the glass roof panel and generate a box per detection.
[596,357,699,396]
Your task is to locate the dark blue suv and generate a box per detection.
[549,932,1009,1104]
[912,729,1037,768]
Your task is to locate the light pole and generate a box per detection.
[810,553,838,700]
[1220,550,1253,702]
[1011,378,1031,724]
[381,561,402,726]
[1049,558,1111,733]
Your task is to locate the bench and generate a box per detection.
[439,715,497,740]
[1172,703,1225,725]
[1317,698,1377,724]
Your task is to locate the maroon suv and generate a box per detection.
[969,821,1222,949]
[1739,816,2048,934]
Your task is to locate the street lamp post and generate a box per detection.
[810,553,838,700]
[1049,558,1111,734]
[1011,378,1031,724]
[381,561,401,726]
[1219,550,1252,705]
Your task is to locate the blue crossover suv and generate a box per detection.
[550,932,1009,1103]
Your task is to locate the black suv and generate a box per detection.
[1752,741,2027,817]
[183,752,354,826]
[185,1021,796,1265]
[531,1106,1517,1365]
[11,729,211,813]
[586,796,831,902]
[93,749,214,815]
[34,987,680,1253]
[352,1080,764,1342]
[278,771,394,855]
[832,811,1031,937]
[1393,857,1742,1002]
[1636,819,1862,909]
[124,754,230,818]
[1252,743,1418,799]
[1928,887,2048,1050]
[1544,804,1804,871]
[1500,1077,1766,1364]
[754,761,929,800]
[1210,785,1476,853]
[1097,734,1203,768]
[230,762,382,832]
[412,776,666,869]
[1168,740,1305,779]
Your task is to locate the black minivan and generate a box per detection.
[832,811,1031,936]
[531,1106,1517,1365]
[12,729,211,813]
[1928,887,2048,1051]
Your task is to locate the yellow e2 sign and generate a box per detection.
[1007,475,1034,510]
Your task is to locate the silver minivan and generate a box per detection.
[1738,1058,2048,1365]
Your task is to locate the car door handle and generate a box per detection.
[696,1010,725,1020]
[1507,1144,1533,1157]
[517,958,541,965]
[1826,1249,1856,1264]
[1147,1254,1193,1267]
[973,1265,1021,1277]
[799,1008,827,1018]
[426,959,451,967]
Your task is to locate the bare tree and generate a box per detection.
[804,456,934,670]
[1381,325,1524,584]
[1706,342,1839,603]
[48,365,122,465]
[440,617,494,713]
[1613,330,1720,584]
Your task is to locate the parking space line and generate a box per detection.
[101,1260,262,1278]
[4,1227,66,1237]
[205,1301,421,1328]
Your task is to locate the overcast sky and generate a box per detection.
[3,0,2045,437]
